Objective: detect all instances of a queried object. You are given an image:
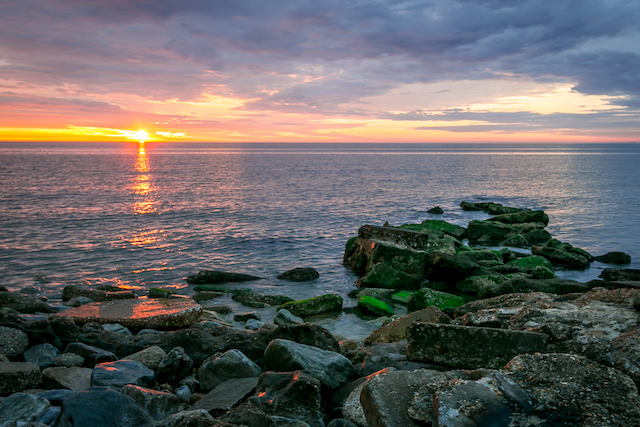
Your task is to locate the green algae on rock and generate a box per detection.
[407,288,466,312]
[278,294,343,317]
[358,295,395,317]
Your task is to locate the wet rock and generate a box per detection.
[0,326,30,358]
[57,386,154,427]
[407,323,549,369]
[279,294,343,317]
[54,353,85,367]
[42,366,92,390]
[595,251,632,264]
[66,296,95,307]
[198,349,262,391]
[277,268,320,282]
[401,220,467,240]
[600,267,640,282]
[488,210,549,226]
[503,276,592,294]
[176,384,192,403]
[0,292,55,314]
[505,353,640,426]
[245,318,264,330]
[121,384,180,421]
[272,323,341,353]
[264,339,355,390]
[61,285,136,302]
[154,409,215,427]
[49,317,81,339]
[364,306,451,346]
[23,343,60,369]
[232,291,293,306]
[460,201,522,214]
[191,376,259,416]
[357,295,394,317]
[454,275,512,298]
[92,359,155,388]
[192,291,225,302]
[0,361,41,393]
[51,298,203,329]
[0,393,50,427]
[157,346,194,384]
[274,308,304,326]
[427,206,444,214]
[248,371,323,427]
[148,288,176,299]
[407,287,465,312]
[64,342,117,366]
[102,323,132,335]
[466,220,524,246]
[234,311,262,322]
[532,239,593,270]
[359,342,431,377]
[433,380,511,427]
[186,270,261,285]
[123,345,167,370]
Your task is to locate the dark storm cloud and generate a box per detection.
[1,0,639,112]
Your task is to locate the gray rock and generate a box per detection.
[42,366,92,390]
[35,406,61,425]
[180,374,199,393]
[0,292,56,314]
[0,393,51,427]
[277,268,320,282]
[433,380,511,427]
[191,376,259,416]
[154,409,214,427]
[124,345,167,370]
[407,323,549,369]
[198,349,262,391]
[102,323,132,335]
[234,311,262,322]
[0,362,41,394]
[274,308,305,326]
[23,343,61,369]
[92,359,155,388]
[121,384,180,421]
[54,353,85,367]
[34,389,81,405]
[57,386,154,427]
[156,346,194,384]
[176,384,192,403]
[245,318,264,330]
[342,369,397,427]
[64,342,117,367]
[0,326,30,358]
[66,296,94,307]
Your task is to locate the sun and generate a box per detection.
[134,130,149,142]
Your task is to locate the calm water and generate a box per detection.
[1,142,639,340]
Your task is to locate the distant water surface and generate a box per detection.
[1,142,639,340]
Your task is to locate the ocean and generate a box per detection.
[1,142,639,340]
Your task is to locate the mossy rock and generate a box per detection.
[192,291,225,301]
[506,255,553,272]
[348,288,396,300]
[148,288,176,298]
[487,210,549,226]
[193,285,251,295]
[231,291,293,306]
[358,295,395,317]
[407,288,465,312]
[391,291,414,304]
[278,294,343,317]
[460,201,523,214]
[531,266,556,279]
[501,234,529,247]
[455,275,513,298]
[400,220,466,239]
[358,262,422,290]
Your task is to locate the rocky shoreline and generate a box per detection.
[1,201,640,426]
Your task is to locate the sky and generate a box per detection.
[1,0,639,143]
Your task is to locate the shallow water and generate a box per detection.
[1,142,639,341]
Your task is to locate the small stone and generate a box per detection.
[595,251,632,264]
[137,328,164,336]
[154,409,214,427]
[191,377,259,416]
[427,206,444,214]
[176,384,192,403]
[54,353,85,367]
[0,326,30,358]
[23,343,61,369]
[358,295,394,317]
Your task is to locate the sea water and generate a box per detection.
[1,142,639,340]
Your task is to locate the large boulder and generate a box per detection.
[23,343,61,369]
[42,366,92,390]
[186,270,261,284]
[532,239,593,270]
[357,295,394,317]
[264,339,355,390]
[198,349,262,391]
[433,380,511,427]
[0,326,30,358]
[232,291,293,306]
[427,250,499,284]
[123,345,167,370]
[64,342,117,367]
[399,220,466,240]
[279,294,343,317]
[467,220,548,246]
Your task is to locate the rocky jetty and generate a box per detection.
[1,201,639,426]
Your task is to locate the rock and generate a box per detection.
[427,249,500,284]
[433,380,511,427]
[23,343,61,369]
[328,419,359,427]
[248,371,323,427]
[137,328,165,336]
[154,409,215,427]
[51,298,203,328]
[427,206,444,214]
[364,306,451,346]
[54,353,84,367]
[466,220,523,246]
[401,220,467,240]
[0,362,41,393]
[234,311,262,322]
[505,255,553,272]
[278,268,320,282]
[245,318,264,330]
[192,291,225,302]
[358,342,431,377]
[357,295,394,317]
[191,376,259,416]
[186,270,261,284]
[504,353,640,426]
[274,308,304,326]
[34,389,81,405]
[342,382,369,427]
[156,346,194,384]
[121,384,180,421]
[595,251,632,264]
[232,291,293,306]
[454,276,512,298]
[600,268,640,282]
[279,294,343,317]
[407,323,549,369]
[532,239,593,270]
[0,393,51,427]
[503,276,592,294]
[64,342,117,367]
[148,288,176,298]
[176,384,192,403]
[264,339,355,390]
[91,359,155,388]
[42,366,92,390]
[66,296,95,307]
[460,201,522,214]
[123,345,167,370]
[192,284,252,294]
[487,210,549,226]
[0,292,55,314]
[390,290,413,304]
[61,285,136,302]
[102,323,132,335]
[407,287,465,312]
[198,349,262,391]
[57,386,154,427]
[0,326,30,358]
[531,265,556,279]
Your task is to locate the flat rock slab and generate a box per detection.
[42,366,92,391]
[191,377,259,416]
[407,323,549,369]
[50,298,202,328]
